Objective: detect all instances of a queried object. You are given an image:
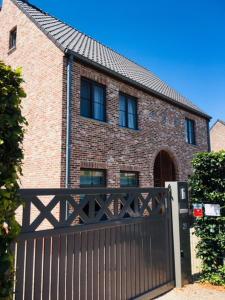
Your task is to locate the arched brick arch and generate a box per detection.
[151,148,180,187]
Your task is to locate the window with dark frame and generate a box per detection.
[185,118,196,145]
[9,27,17,50]
[79,169,107,220]
[80,78,106,122]
[80,169,106,187]
[119,93,138,130]
[120,171,139,187]
[120,171,139,216]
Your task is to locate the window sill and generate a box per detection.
[186,142,198,147]
[80,115,109,126]
[119,126,140,132]
[8,47,16,55]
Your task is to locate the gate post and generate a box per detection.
[165,181,192,288]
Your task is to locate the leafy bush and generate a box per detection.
[202,265,225,287]
[190,151,225,286]
[0,61,27,299]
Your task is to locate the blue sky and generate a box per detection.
[4,0,225,124]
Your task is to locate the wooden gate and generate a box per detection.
[14,187,175,300]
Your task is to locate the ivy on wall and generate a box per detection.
[190,151,225,286]
[0,61,27,299]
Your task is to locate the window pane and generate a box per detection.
[120,172,138,187]
[185,119,189,143]
[127,98,136,115]
[128,113,136,129]
[119,95,126,111]
[80,169,106,187]
[93,85,105,121]
[120,110,126,127]
[92,170,105,186]
[81,80,91,100]
[119,95,127,127]
[93,103,105,121]
[81,80,91,117]
[81,98,91,117]
[127,98,137,129]
[9,28,17,49]
[185,118,196,145]
[80,170,92,186]
[189,120,196,144]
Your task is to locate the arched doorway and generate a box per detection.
[154,150,176,187]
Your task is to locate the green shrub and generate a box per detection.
[190,151,225,285]
[0,61,27,299]
[202,265,225,286]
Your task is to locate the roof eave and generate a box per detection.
[66,49,211,120]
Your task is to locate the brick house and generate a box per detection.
[210,120,225,151]
[0,0,211,190]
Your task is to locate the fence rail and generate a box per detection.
[19,187,169,233]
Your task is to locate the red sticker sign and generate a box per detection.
[193,204,203,218]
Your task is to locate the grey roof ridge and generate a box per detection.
[12,0,211,120]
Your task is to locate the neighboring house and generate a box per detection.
[210,119,225,151]
[0,0,211,189]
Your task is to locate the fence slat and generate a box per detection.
[105,228,110,300]
[143,222,148,292]
[135,223,140,295]
[87,231,94,300]
[147,221,153,291]
[80,231,87,300]
[59,235,67,300]
[152,220,157,288]
[34,238,43,300]
[116,226,121,300]
[110,227,116,300]
[42,237,51,300]
[130,224,136,298]
[66,234,74,300]
[15,239,26,300]
[126,225,131,299]
[121,225,126,300]
[139,223,145,294]
[73,233,81,300]
[93,230,99,300]
[24,239,35,300]
[51,236,59,300]
[99,229,105,300]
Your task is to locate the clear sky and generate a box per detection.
[4,0,225,124]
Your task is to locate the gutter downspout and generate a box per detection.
[65,55,73,188]
[207,119,211,152]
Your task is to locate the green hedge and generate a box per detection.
[0,61,27,299]
[190,151,225,286]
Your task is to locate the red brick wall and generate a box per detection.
[0,0,64,188]
[63,61,209,188]
[210,121,225,151]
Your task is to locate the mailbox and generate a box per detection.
[165,181,192,288]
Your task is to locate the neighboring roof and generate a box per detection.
[210,119,225,131]
[12,0,210,119]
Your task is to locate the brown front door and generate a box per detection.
[154,150,176,187]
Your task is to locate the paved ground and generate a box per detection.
[156,283,225,300]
